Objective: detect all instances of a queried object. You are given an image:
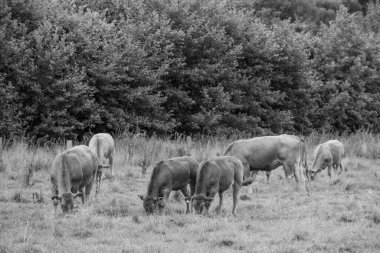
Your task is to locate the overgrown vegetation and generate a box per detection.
[1,0,379,141]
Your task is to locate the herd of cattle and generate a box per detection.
[50,133,345,216]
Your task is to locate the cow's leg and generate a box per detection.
[80,188,85,204]
[327,164,332,179]
[109,152,114,177]
[266,171,271,183]
[51,184,59,213]
[338,163,344,175]
[215,192,224,214]
[181,187,191,214]
[205,190,217,213]
[289,161,307,194]
[189,180,196,213]
[159,188,171,213]
[84,179,95,203]
[242,162,256,186]
[232,182,241,216]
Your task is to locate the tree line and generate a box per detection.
[1,0,379,141]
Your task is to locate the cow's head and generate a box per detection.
[138,195,164,215]
[51,192,83,213]
[191,195,213,215]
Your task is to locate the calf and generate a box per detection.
[139,156,198,214]
[192,156,243,216]
[308,140,345,180]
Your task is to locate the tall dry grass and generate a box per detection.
[0,130,379,186]
[305,129,380,159]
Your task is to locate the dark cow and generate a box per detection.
[88,133,115,176]
[224,134,308,192]
[50,145,108,213]
[309,140,345,180]
[139,156,199,215]
[192,156,243,216]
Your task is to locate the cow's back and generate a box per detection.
[166,156,195,190]
[147,156,194,195]
[195,160,220,195]
[169,156,198,181]
[213,156,243,191]
[89,133,114,158]
[326,140,344,163]
[66,145,98,181]
[224,135,300,169]
[51,145,98,193]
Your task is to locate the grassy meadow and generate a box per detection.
[0,132,380,253]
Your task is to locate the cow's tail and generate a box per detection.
[96,138,102,163]
[299,139,310,195]
[299,139,308,170]
[60,154,71,193]
[223,143,233,156]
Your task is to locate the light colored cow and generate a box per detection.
[192,156,243,216]
[223,134,308,192]
[50,145,107,213]
[308,140,345,180]
[139,156,199,215]
[88,133,115,176]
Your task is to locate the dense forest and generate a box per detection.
[1,0,379,141]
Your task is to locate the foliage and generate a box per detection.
[0,0,379,140]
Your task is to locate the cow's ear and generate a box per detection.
[138,195,145,201]
[73,192,83,199]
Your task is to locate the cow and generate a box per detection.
[223,134,308,192]
[192,156,243,216]
[308,140,345,180]
[88,133,115,177]
[138,156,199,215]
[50,145,108,213]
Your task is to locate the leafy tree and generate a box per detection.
[311,6,380,132]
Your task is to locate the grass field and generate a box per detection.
[0,132,380,253]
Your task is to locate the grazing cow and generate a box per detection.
[138,156,199,215]
[308,140,345,180]
[88,133,115,177]
[50,145,107,213]
[192,156,243,216]
[224,134,308,192]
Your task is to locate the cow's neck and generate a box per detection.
[147,172,169,197]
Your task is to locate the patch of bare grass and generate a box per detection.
[71,227,93,238]
[132,215,141,224]
[0,157,6,173]
[292,230,309,241]
[339,212,356,223]
[53,226,63,238]
[94,198,129,217]
[366,209,380,225]
[217,239,235,247]
[12,191,29,203]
